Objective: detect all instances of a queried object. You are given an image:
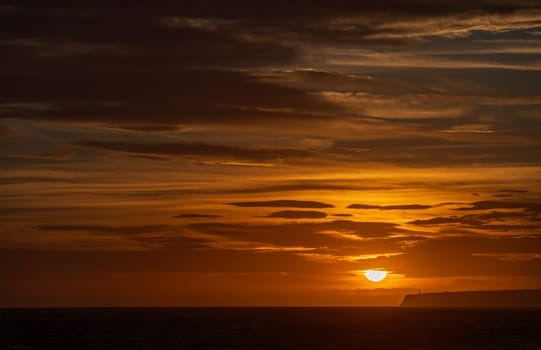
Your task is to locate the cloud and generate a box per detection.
[1,67,344,126]
[174,214,222,219]
[35,224,169,235]
[0,177,78,185]
[0,7,299,66]
[455,201,541,213]
[0,125,12,136]
[3,1,541,129]
[254,69,377,93]
[329,134,541,166]
[1,151,73,161]
[388,236,541,277]
[410,216,478,226]
[0,247,349,292]
[227,200,334,208]
[324,49,541,71]
[220,180,392,194]
[74,140,317,163]
[409,211,532,226]
[262,210,328,219]
[471,253,541,262]
[348,204,431,210]
[499,189,529,193]
[2,1,541,306]
[358,10,541,40]
[128,235,214,249]
[408,205,541,233]
[186,220,424,250]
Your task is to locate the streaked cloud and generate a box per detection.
[1,0,540,306]
[227,200,334,208]
[75,139,318,164]
[348,204,432,210]
[262,210,328,219]
[174,213,223,219]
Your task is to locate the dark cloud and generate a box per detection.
[128,235,213,249]
[347,204,383,209]
[0,4,299,66]
[331,137,541,166]
[262,210,328,219]
[256,69,378,93]
[29,224,211,250]
[36,224,169,235]
[256,69,508,97]
[480,224,541,231]
[411,217,473,226]
[0,206,94,216]
[348,204,431,210]
[227,200,334,208]
[221,180,392,194]
[455,201,541,214]
[74,140,317,163]
[0,151,73,161]
[187,220,424,249]
[389,236,541,277]
[0,125,12,136]
[0,248,332,286]
[0,177,81,185]
[2,69,343,126]
[3,1,539,45]
[409,211,532,226]
[2,0,541,306]
[113,125,185,133]
[2,0,541,129]
[174,214,222,219]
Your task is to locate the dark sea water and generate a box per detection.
[0,307,539,349]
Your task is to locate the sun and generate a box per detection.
[364,270,388,282]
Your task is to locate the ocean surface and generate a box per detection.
[1,307,539,349]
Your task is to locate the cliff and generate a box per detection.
[401,289,541,307]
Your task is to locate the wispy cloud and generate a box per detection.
[174,213,223,219]
[227,200,334,208]
[348,204,432,210]
[74,140,318,164]
[261,210,328,219]
[1,0,541,305]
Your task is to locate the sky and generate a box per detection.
[1,0,541,306]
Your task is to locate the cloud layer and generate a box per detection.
[1,0,540,306]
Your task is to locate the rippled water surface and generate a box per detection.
[1,307,539,349]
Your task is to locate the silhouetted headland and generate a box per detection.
[401,289,541,307]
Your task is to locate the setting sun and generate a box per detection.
[1,0,541,314]
[365,270,388,283]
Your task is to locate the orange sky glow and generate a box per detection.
[1,0,541,306]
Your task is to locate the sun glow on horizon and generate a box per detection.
[365,270,388,282]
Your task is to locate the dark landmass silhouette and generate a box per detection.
[401,289,541,307]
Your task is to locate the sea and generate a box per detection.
[1,307,539,349]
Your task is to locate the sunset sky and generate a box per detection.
[1,0,541,306]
